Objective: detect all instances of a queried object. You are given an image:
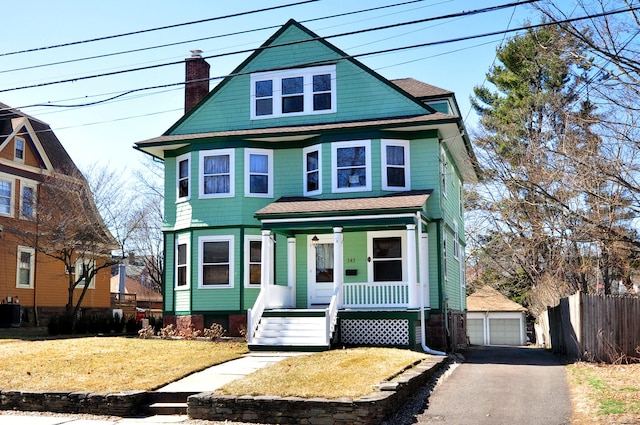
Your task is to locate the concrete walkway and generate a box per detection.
[0,352,308,425]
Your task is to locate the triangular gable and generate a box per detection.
[0,117,54,171]
[467,286,527,312]
[166,19,434,136]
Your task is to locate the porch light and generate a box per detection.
[312,235,319,248]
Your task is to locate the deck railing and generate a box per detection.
[247,291,265,344]
[341,282,409,308]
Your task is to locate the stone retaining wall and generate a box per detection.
[188,356,448,425]
[0,389,147,416]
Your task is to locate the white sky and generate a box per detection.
[0,0,570,175]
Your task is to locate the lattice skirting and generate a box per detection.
[340,319,409,345]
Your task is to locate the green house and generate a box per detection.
[135,19,479,352]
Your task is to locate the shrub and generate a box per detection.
[203,323,227,340]
[47,313,74,336]
[138,325,155,339]
[160,324,178,339]
[112,313,125,333]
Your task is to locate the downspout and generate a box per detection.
[417,212,446,356]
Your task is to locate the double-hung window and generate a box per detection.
[0,177,13,216]
[331,140,371,193]
[199,236,234,288]
[20,183,36,219]
[251,65,336,119]
[381,139,410,191]
[14,137,25,162]
[441,149,448,197]
[175,234,190,289]
[303,145,322,196]
[200,149,234,198]
[75,258,95,289]
[244,236,262,287]
[176,153,190,202]
[16,246,35,288]
[245,148,272,197]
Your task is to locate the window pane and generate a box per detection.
[250,175,269,194]
[249,154,268,173]
[1,180,11,213]
[337,168,366,188]
[256,98,273,116]
[202,265,229,285]
[282,95,303,113]
[313,93,331,111]
[337,147,365,167]
[179,159,189,179]
[373,237,402,258]
[373,260,403,282]
[203,241,229,263]
[20,251,31,264]
[249,264,261,285]
[177,266,187,286]
[306,151,318,172]
[204,155,229,174]
[255,80,272,98]
[313,74,331,92]
[249,241,262,262]
[204,176,229,194]
[307,171,319,192]
[19,269,30,286]
[22,186,34,217]
[15,139,24,159]
[179,179,189,198]
[386,145,405,166]
[177,244,187,265]
[387,167,406,187]
[282,77,303,94]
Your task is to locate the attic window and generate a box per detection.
[15,137,25,162]
[251,65,336,119]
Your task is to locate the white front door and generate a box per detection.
[308,235,334,307]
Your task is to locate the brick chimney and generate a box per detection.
[185,50,210,113]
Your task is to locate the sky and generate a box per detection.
[0,0,571,175]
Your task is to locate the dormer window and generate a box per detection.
[15,137,25,162]
[251,65,336,119]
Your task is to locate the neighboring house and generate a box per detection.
[0,103,114,325]
[467,286,527,346]
[110,263,163,319]
[135,20,479,351]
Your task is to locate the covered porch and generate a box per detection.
[247,191,436,350]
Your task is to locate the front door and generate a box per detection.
[308,235,334,307]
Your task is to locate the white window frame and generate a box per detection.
[74,258,96,289]
[16,246,35,289]
[0,174,14,217]
[198,235,234,289]
[175,234,190,290]
[303,144,322,196]
[244,235,263,288]
[459,182,464,217]
[453,222,460,261]
[367,230,407,283]
[199,149,235,199]
[441,148,448,198]
[244,148,273,198]
[19,180,37,219]
[250,65,337,120]
[14,137,25,163]
[381,139,411,191]
[331,140,372,193]
[176,153,191,203]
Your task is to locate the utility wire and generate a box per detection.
[0,0,319,58]
[0,0,541,95]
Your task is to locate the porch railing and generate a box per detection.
[325,286,340,345]
[247,291,265,345]
[341,282,409,308]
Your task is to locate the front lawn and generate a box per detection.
[0,337,247,392]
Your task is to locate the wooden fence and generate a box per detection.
[537,293,640,363]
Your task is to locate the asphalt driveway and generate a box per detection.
[387,345,572,425]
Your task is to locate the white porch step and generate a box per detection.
[251,314,329,348]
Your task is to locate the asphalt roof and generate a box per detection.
[467,286,527,312]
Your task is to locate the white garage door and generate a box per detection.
[467,318,485,345]
[489,318,521,345]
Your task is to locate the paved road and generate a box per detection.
[415,346,572,425]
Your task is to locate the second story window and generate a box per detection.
[332,140,371,193]
[245,149,273,197]
[303,145,322,196]
[251,65,336,119]
[176,153,190,202]
[15,137,25,162]
[20,184,35,219]
[200,149,235,198]
[0,178,12,216]
[381,139,410,191]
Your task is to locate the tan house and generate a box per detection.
[0,103,114,326]
[467,286,527,346]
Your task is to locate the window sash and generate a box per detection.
[176,155,190,200]
[0,179,12,215]
[17,249,33,287]
[21,186,35,218]
[201,241,230,286]
[203,154,231,195]
[15,138,24,161]
[303,145,322,196]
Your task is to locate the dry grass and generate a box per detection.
[217,347,428,399]
[0,337,247,392]
[567,362,640,425]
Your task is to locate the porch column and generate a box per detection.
[287,237,296,307]
[261,230,272,308]
[407,224,418,308]
[333,227,344,307]
[420,232,430,309]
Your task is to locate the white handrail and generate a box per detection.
[325,286,340,346]
[247,290,265,344]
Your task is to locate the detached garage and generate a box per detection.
[467,286,527,346]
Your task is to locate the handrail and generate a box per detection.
[325,286,340,346]
[247,290,266,345]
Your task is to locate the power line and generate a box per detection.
[0,0,319,58]
[0,0,541,95]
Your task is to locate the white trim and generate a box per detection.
[244,235,262,288]
[198,235,234,289]
[75,258,95,289]
[16,246,35,289]
[175,234,190,290]
[175,153,191,203]
[261,212,416,224]
[331,140,372,193]
[453,222,460,260]
[0,173,14,217]
[367,230,407,284]
[244,148,273,198]
[250,65,337,120]
[307,234,335,307]
[302,144,322,196]
[199,149,235,199]
[381,139,411,191]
